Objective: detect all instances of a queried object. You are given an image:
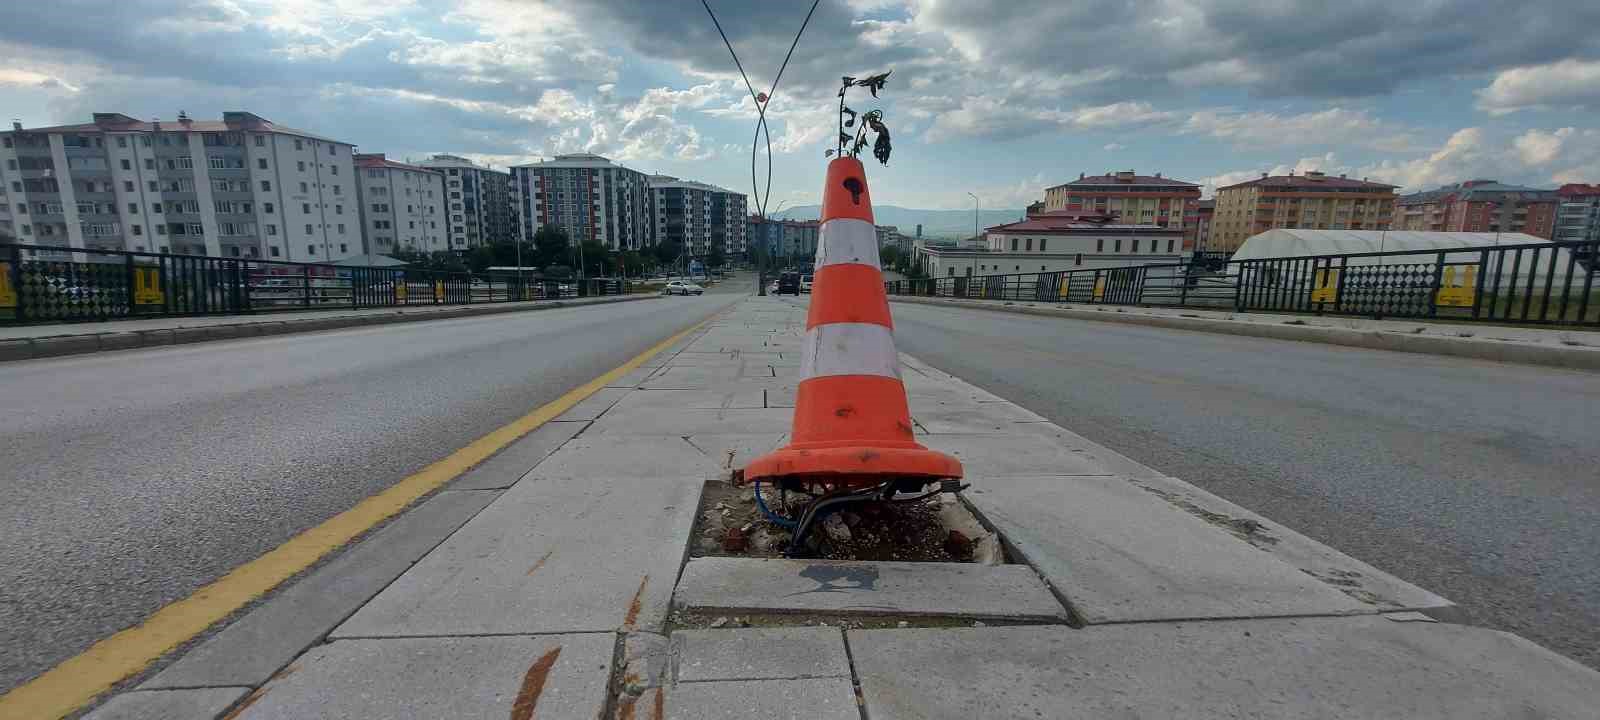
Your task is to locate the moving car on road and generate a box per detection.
[801,274,814,293]
[663,280,704,296]
[777,272,801,295]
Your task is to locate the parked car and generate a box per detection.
[663,280,704,296]
[800,274,814,293]
[767,280,779,294]
[777,272,801,295]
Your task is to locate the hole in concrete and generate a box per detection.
[691,478,1010,564]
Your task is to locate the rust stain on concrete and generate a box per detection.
[617,697,638,720]
[219,688,267,720]
[509,646,563,720]
[623,575,650,630]
[525,550,554,577]
[652,687,665,720]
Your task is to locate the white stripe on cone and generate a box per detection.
[813,218,881,270]
[799,322,901,380]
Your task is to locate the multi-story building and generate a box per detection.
[1042,171,1200,230]
[1183,199,1215,251]
[417,154,511,251]
[0,112,358,262]
[1555,184,1600,244]
[1211,171,1398,252]
[749,216,820,262]
[509,153,651,250]
[1392,180,1559,239]
[353,153,447,258]
[647,175,747,257]
[913,213,1185,278]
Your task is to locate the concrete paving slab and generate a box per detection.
[449,421,589,490]
[82,688,249,720]
[334,476,701,636]
[552,387,631,422]
[674,557,1067,621]
[1128,473,1456,614]
[673,627,849,682]
[634,365,745,389]
[233,635,612,720]
[662,678,859,720]
[610,388,766,411]
[587,407,794,436]
[528,436,713,478]
[918,433,1118,477]
[969,474,1372,623]
[913,403,1050,434]
[765,382,797,407]
[605,366,661,388]
[850,619,1600,720]
[144,490,500,689]
[740,364,777,377]
[684,434,787,475]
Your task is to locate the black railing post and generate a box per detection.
[1234,262,1246,312]
[1333,256,1349,313]
[1428,251,1446,317]
[124,253,136,317]
[302,265,312,308]
[9,245,25,323]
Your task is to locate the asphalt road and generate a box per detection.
[889,302,1600,668]
[0,285,743,693]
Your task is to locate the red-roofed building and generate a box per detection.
[1556,183,1600,244]
[353,154,447,256]
[1041,170,1200,231]
[912,210,1184,278]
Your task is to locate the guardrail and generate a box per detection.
[0,244,631,325]
[886,239,1600,326]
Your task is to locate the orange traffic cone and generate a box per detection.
[744,157,963,489]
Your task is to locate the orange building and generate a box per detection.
[1211,171,1397,252]
[1392,180,1559,239]
[1042,170,1200,230]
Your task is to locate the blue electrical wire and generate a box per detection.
[754,480,798,528]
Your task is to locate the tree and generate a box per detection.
[533,226,570,268]
[706,247,725,269]
[578,240,609,277]
[654,240,682,266]
[880,244,902,270]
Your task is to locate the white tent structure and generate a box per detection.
[1232,229,1549,264]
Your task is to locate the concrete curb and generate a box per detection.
[889,296,1600,372]
[1,295,655,363]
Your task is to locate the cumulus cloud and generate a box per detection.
[1477,59,1600,115]
[1103,143,1126,151]
[1182,108,1417,152]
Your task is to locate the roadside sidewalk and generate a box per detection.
[892,294,1600,371]
[80,296,1600,719]
[0,294,652,362]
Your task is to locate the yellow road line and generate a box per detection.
[0,318,709,720]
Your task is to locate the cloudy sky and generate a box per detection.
[3,0,1599,210]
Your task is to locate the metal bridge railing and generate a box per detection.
[0,243,630,325]
[885,239,1600,327]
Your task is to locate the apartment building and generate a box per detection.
[1211,171,1397,252]
[1183,199,1215,251]
[1555,184,1600,244]
[1392,180,1559,239]
[647,175,748,257]
[915,212,1185,278]
[416,154,511,250]
[0,112,358,262]
[354,154,446,257]
[749,216,820,260]
[1042,171,1200,230]
[509,153,651,250]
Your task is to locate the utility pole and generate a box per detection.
[967,192,979,244]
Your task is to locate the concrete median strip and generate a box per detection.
[52,296,1600,719]
[0,295,654,362]
[890,295,1600,371]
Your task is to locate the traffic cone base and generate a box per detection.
[744,157,962,488]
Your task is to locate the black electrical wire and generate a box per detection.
[700,0,822,218]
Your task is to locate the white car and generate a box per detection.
[800,275,814,293]
[663,280,704,296]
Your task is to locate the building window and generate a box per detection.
[328,145,336,156]
[270,245,280,257]
[127,203,138,213]
[120,159,131,170]
[947,267,955,277]
[307,244,316,255]
[264,202,274,213]
[1039,238,1047,252]
[1025,238,1033,251]
[305,224,314,234]
[330,165,337,175]
[1114,239,1122,252]
[187,223,203,235]
[258,158,269,170]
[294,139,303,151]
[229,246,241,257]
[156,225,166,236]
[1075,253,1083,266]
[132,224,143,236]
[153,202,163,213]
[335,204,342,215]
[339,243,347,253]
[265,224,277,235]
[261,180,272,191]
[1167,238,1174,252]
[254,136,265,147]
[302,203,311,213]
[1097,238,1104,252]
[297,161,306,172]
[123,181,135,192]
[299,182,309,193]
[332,185,340,196]
[148,181,158,192]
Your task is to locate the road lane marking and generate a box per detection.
[0,315,712,720]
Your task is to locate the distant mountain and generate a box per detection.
[772,204,1025,239]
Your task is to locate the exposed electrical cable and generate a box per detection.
[700,0,822,219]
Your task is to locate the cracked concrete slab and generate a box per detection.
[661,678,859,720]
[673,627,849,682]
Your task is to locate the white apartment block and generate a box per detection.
[354,154,446,257]
[416,155,511,251]
[509,153,651,250]
[647,175,748,257]
[0,112,359,262]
